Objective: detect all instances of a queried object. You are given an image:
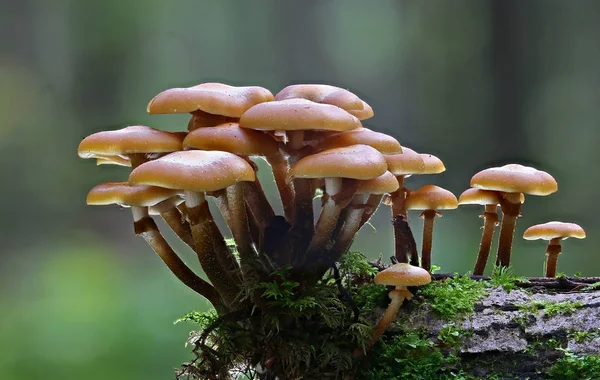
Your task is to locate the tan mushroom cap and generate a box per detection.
[316,128,402,154]
[129,150,256,192]
[458,188,524,206]
[374,263,432,287]
[147,82,274,117]
[356,171,400,194]
[187,110,238,131]
[275,84,364,112]
[470,164,558,196]
[405,185,459,211]
[86,182,180,207]
[78,126,185,158]
[183,123,280,157]
[239,98,362,132]
[290,144,387,180]
[420,153,446,174]
[384,147,426,176]
[523,221,586,241]
[348,100,375,121]
[95,155,132,167]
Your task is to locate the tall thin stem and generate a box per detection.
[420,210,438,271]
[496,197,521,267]
[472,205,499,275]
[545,240,562,278]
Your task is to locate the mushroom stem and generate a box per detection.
[472,205,499,275]
[358,194,384,230]
[226,183,258,278]
[545,239,562,278]
[420,209,438,272]
[496,196,522,268]
[185,191,242,306]
[308,178,344,253]
[267,155,295,221]
[391,176,412,264]
[332,194,365,254]
[131,206,226,313]
[362,288,412,354]
[243,179,275,244]
[127,153,148,169]
[160,207,195,249]
[291,177,315,248]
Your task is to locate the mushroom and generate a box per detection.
[183,123,279,243]
[187,110,238,132]
[331,171,400,256]
[419,153,446,174]
[129,150,256,306]
[86,182,224,311]
[470,164,558,268]
[405,185,458,271]
[77,125,185,168]
[523,221,586,277]
[147,82,274,117]
[289,144,387,255]
[458,189,524,275]
[315,127,402,154]
[240,98,361,233]
[363,263,431,352]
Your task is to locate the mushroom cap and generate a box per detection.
[405,185,459,211]
[183,122,280,157]
[78,126,185,158]
[470,164,558,196]
[356,171,400,194]
[95,155,132,167]
[275,84,364,111]
[239,98,362,132]
[86,182,180,207]
[458,188,525,206]
[523,221,586,241]
[374,263,432,287]
[384,147,426,176]
[316,128,402,154]
[129,150,256,192]
[187,110,238,131]
[420,153,446,174]
[347,100,374,121]
[147,82,274,117]
[290,144,387,180]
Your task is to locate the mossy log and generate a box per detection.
[384,277,600,379]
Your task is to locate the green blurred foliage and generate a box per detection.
[1,0,599,378]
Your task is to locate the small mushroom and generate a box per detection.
[129,150,256,306]
[86,182,224,311]
[523,221,586,277]
[362,263,431,352]
[470,164,558,268]
[289,144,387,254]
[405,185,458,271]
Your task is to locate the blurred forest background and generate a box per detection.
[1,1,599,378]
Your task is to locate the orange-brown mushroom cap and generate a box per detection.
[356,171,400,194]
[458,188,502,206]
[239,99,362,132]
[374,263,432,287]
[523,222,586,241]
[470,164,558,196]
[78,126,185,158]
[86,182,180,207]
[384,147,426,176]
[183,122,280,157]
[420,153,446,174]
[290,144,387,181]
[316,128,402,154]
[147,82,274,117]
[275,84,364,112]
[405,185,459,211]
[347,101,375,121]
[129,150,255,192]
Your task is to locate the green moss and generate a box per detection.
[437,323,473,348]
[569,329,600,343]
[518,300,584,317]
[489,266,527,293]
[547,350,600,379]
[421,274,487,320]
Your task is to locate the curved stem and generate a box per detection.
[420,210,438,271]
[495,197,521,267]
[267,155,294,221]
[226,183,258,279]
[131,207,225,313]
[160,207,195,249]
[545,240,562,278]
[243,179,275,248]
[472,205,499,275]
[185,192,242,307]
[309,178,343,253]
[332,194,365,254]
